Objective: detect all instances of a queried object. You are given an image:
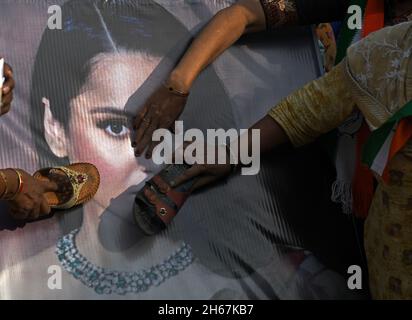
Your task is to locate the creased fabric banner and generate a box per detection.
[0,0,365,299]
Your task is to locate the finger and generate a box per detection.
[190,175,218,192]
[0,103,10,116]
[136,117,158,157]
[4,63,13,77]
[10,208,29,220]
[29,200,41,221]
[134,113,153,154]
[2,75,15,95]
[132,105,148,134]
[38,179,59,192]
[132,106,149,148]
[131,107,149,147]
[22,200,34,218]
[39,196,52,216]
[144,120,160,159]
[9,198,31,220]
[9,201,27,220]
[171,165,204,187]
[145,139,162,160]
[1,91,13,106]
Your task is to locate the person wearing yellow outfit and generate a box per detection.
[172,22,412,299]
[131,0,412,229]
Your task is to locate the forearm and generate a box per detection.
[168,1,266,92]
[168,0,349,92]
[249,115,289,154]
[230,64,355,168]
[231,61,355,162]
[228,115,289,170]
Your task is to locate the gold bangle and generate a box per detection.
[3,169,23,200]
[8,169,23,200]
[0,171,8,199]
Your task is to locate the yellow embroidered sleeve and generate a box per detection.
[268,61,356,147]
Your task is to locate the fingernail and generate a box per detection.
[170,181,176,187]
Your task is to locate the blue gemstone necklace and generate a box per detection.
[56,229,194,295]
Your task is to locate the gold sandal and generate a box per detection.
[33,163,100,210]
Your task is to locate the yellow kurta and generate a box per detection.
[268,22,412,299]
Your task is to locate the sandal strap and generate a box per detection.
[143,187,177,224]
[52,166,88,209]
[134,165,194,231]
[151,175,190,208]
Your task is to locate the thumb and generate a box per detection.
[39,179,59,192]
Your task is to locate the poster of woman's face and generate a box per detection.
[0,0,367,299]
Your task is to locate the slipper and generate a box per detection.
[33,163,100,210]
[133,163,197,235]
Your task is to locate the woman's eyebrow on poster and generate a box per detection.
[90,106,132,117]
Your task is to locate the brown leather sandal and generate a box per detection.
[33,163,100,210]
[133,164,196,236]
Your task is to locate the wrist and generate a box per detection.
[167,69,193,94]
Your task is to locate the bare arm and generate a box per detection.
[168,0,267,92]
[133,0,348,157]
[168,0,350,92]
[173,61,355,189]
[133,0,267,156]
[170,114,288,190]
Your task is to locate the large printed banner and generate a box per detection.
[0,0,365,299]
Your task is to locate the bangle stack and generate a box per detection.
[11,169,24,199]
[0,169,24,200]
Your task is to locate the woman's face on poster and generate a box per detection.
[43,52,160,209]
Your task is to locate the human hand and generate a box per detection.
[132,83,189,159]
[171,143,234,192]
[1,61,15,116]
[6,170,58,220]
